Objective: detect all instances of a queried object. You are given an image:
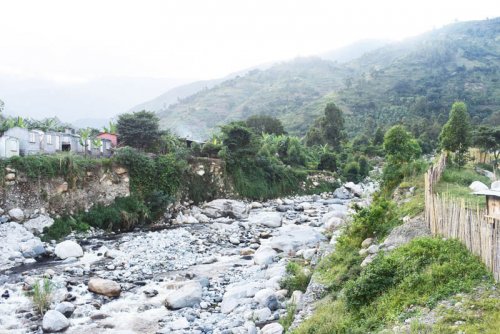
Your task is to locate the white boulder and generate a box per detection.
[254,246,278,265]
[202,199,249,219]
[42,310,70,332]
[54,240,83,260]
[165,282,202,309]
[23,215,54,235]
[248,211,282,228]
[8,208,24,222]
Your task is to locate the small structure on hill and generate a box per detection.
[0,135,19,158]
[474,181,500,219]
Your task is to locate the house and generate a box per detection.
[61,129,82,154]
[474,181,500,219]
[96,132,117,147]
[3,127,43,156]
[0,135,20,158]
[42,131,62,154]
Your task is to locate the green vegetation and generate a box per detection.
[295,238,491,334]
[473,126,500,174]
[43,196,149,240]
[27,278,53,315]
[116,110,162,151]
[279,303,297,332]
[434,167,490,208]
[281,262,312,296]
[153,18,500,152]
[305,102,346,149]
[439,102,472,167]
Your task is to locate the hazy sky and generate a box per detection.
[1,0,499,83]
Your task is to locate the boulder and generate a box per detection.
[165,282,202,309]
[470,181,489,192]
[248,211,282,228]
[224,282,261,300]
[344,182,364,197]
[55,302,76,317]
[23,215,54,235]
[254,246,278,265]
[0,222,46,269]
[55,240,83,259]
[261,323,284,334]
[88,278,121,297]
[8,208,24,222]
[56,182,68,194]
[114,167,127,175]
[4,173,16,181]
[42,310,70,332]
[253,307,272,322]
[266,225,325,253]
[333,186,351,199]
[221,298,239,313]
[361,238,374,248]
[202,199,249,219]
[367,244,379,254]
[254,288,279,310]
[170,317,190,330]
[290,290,303,306]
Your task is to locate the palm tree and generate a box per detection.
[79,128,92,157]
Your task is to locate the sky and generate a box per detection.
[1,0,499,82]
[0,0,499,123]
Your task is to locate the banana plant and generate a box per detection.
[79,128,92,157]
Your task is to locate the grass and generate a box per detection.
[293,237,492,334]
[435,167,491,208]
[279,303,297,332]
[28,278,53,315]
[281,262,312,296]
[398,174,426,217]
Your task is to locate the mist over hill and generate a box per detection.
[142,18,499,140]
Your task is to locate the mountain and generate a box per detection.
[144,18,500,140]
[320,39,390,63]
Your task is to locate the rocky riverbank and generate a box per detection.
[0,181,377,333]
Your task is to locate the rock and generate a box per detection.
[8,208,24,222]
[361,238,374,248]
[88,278,121,297]
[104,249,125,259]
[290,290,303,306]
[55,302,76,317]
[55,240,83,259]
[202,199,249,219]
[165,282,202,309]
[23,215,54,235]
[2,290,9,299]
[344,182,364,197]
[367,244,379,254]
[323,216,345,231]
[253,307,272,322]
[229,235,240,245]
[333,186,351,199]
[4,173,16,181]
[470,181,489,192]
[56,182,69,194]
[266,225,325,253]
[221,298,239,314]
[114,167,127,175]
[261,322,284,334]
[302,248,316,260]
[250,202,263,209]
[143,289,158,298]
[170,317,190,330]
[254,288,279,311]
[248,211,282,228]
[383,217,431,248]
[42,310,70,332]
[254,246,277,265]
[194,213,210,223]
[0,222,46,268]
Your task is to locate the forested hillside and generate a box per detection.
[150,18,500,140]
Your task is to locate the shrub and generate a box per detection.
[318,152,337,172]
[343,161,361,182]
[28,278,53,315]
[281,262,312,295]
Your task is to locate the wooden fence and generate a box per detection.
[424,153,500,281]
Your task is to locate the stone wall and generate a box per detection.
[0,165,130,217]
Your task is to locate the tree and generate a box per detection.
[439,102,471,167]
[245,115,285,135]
[473,126,500,175]
[103,121,117,134]
[117,111,161,151]
[384,125,422,164]
[323,102,346,148]
[79,128,92,157]
[372,127,385,146]
[305,102,346,149]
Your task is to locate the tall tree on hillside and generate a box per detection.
[117,111,161,151]
[384,125,422,164]
[439,102,471,167]
[245,115,285,135]
[305,102,346,149]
